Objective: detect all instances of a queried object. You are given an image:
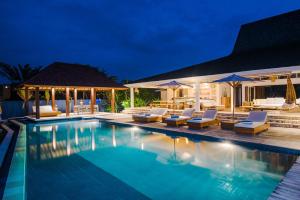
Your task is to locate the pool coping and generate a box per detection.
[2,120,27,200]
[0,124,14,167]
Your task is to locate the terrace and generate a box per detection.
[124,9,300,129]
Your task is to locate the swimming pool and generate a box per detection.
[3,119,298,200]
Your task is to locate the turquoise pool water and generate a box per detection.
[3,119,298,200]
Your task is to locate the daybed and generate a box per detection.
[32,105,61,117]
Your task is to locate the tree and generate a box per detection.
[0,63,43,83]
[0,63,43,100]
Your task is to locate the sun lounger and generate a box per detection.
[187,109,219,129]
[234,111,269,135]
[165,108,195,127]
[132,108,168,123]
[32,105,61,117]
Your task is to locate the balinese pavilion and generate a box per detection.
[20,62,127,119]
[125,9,300,126]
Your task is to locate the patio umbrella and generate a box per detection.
[157,81,192,110]
[286,76,297,104]
[213,74,255,120]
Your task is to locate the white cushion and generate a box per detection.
[133,114,160,119]
[200,99,217,107]
[247,111,267,122]
[182,108,195,117]
[165,116,190,122]
[32,105,54,113]
[203,110,217,119]
[253,98,285,107]
[235,121,265,128]
[149,108,168,116]
[187,118,212,123]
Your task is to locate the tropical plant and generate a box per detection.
[0,63,43,100]
[45,90,50,104]
[0,63,43,83]
[16,89,33,101]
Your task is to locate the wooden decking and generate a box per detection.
[269,157,300,200]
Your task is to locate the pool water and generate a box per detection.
[4,120,298,200]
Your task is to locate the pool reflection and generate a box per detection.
[27,120,297,176]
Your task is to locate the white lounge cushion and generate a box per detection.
[148,108,168,116]
[182,108,195,117]
[32,105,54,113]
[200,99,217,107]
[133,114,160,119]
[253,98,285,107]
[235,121,265,129]
[187,118,213,123]
[165,116,190,122]
[203,110,217,119]
[247,111,267,122]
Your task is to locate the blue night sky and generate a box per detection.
[1,0,300,82]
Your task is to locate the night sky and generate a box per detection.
[1,0,300,83]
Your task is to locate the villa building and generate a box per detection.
[126,9,300,113]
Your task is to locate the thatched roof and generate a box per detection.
[131,9,300,84]
[22,62,126,90]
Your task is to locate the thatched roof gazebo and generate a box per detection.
[20,62,127,119]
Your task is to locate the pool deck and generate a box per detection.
[269,157,300,200]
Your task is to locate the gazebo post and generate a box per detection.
[111,89,115,113]
[90,88,95,114]
[51,88,56,111]
[66,87,70,117]
[35,87,40,119]
[25,87,29,115]
[74,88,78,106]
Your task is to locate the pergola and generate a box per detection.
[20,62,127,119]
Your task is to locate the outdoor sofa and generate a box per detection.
[253,98,285,110]
[32,105,61,117]
[164,108,195,127]
[187,109,219,129]
[132,108,168,123]
[234,111,269,135]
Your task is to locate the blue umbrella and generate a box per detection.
[157,81,192,110]
[213,74,255,119]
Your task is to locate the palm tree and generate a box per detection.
[0,63,43,83]
[0,63,43,100]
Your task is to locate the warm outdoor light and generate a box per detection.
[220,142,234,149]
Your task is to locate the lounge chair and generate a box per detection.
[164,108,195,127]
[234,111,270,135]
[132,108,168,123]
[187,109,219,129]
[32,105,61,117]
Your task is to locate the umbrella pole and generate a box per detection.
[232,86,235,120]
[173,88,176,113]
